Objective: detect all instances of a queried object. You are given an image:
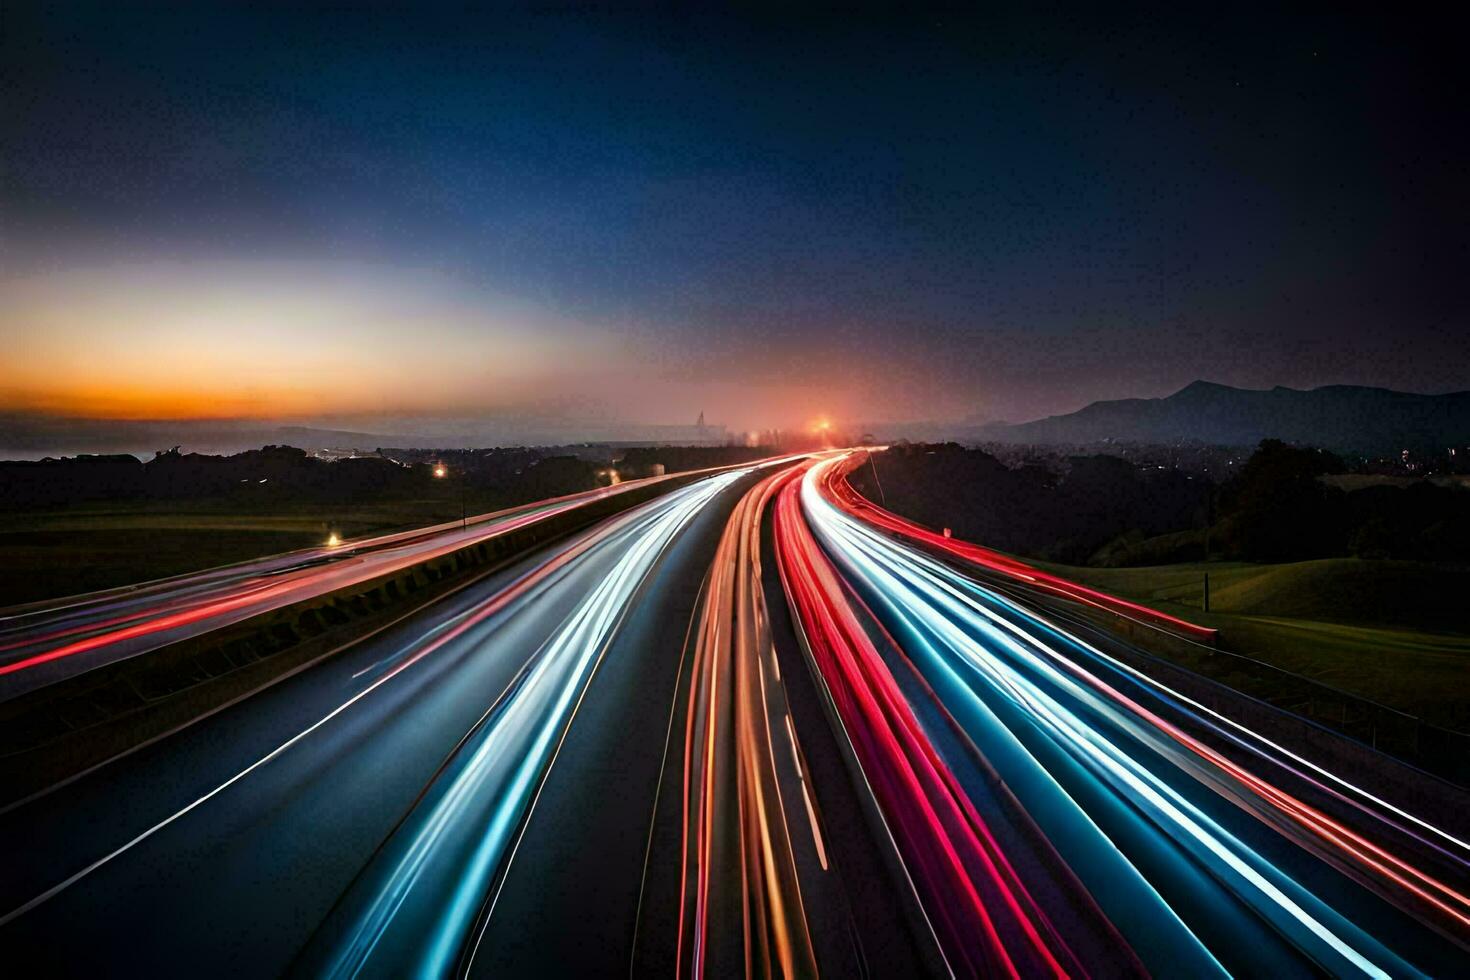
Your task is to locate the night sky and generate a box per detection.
[2,6,1466,437]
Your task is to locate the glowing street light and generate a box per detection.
[326,532,341,547]
[433,461,465,528]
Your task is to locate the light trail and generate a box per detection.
[0,490,605,691]
[0,459,794,697]
[0,468,748,961]
[673,461,823,979]
[0,482,651,929]
[821,453,1218,642]
[773,460,1117,978]
[826,453,1470,874]
[300,469,749,978]
[818,456,1470,911]
[783,452,1469,976]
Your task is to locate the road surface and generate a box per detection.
[1,451,1465,977]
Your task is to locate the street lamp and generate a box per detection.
[433,461,465,528]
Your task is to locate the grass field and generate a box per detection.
[1033,558,1470,731]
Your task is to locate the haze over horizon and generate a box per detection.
[5,376,1468,463]
[3,7,1466,445]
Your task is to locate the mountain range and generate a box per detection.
[971,381,1470,453]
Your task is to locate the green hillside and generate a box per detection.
[1033,558,1470,732]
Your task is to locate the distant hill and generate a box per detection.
[978,381,1470,452]
[0,417,399,461]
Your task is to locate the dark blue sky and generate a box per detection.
[3,6,1465,430]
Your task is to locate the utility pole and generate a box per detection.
[1203,482,1212,563]
[868,452,887,507]
[1203,572,1210,612]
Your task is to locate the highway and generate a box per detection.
[1,451,1466,977]
[0,464,780,975]
[0,468,724,701]
[776,454,1469,977]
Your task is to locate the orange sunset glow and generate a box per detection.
[0,261,631,421]
[0,261,896,433]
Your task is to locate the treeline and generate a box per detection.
[1215,440,1470,562]
[413,449,601,503]
[854,440,1470,567]
[0,446,599,511]
[0,443,779,515]
[854,443,1204,565]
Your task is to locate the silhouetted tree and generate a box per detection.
[1216,440,1346,560]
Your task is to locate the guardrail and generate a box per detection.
[896,537,1470,811]
[1099,609,1470,788]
